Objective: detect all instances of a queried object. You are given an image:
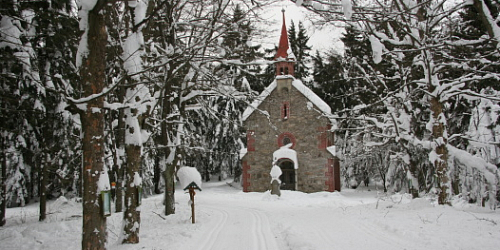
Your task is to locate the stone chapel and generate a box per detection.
[240,10,341,193]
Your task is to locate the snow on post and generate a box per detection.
[177,167,202,190]
[270,165,282,184]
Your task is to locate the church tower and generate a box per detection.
[275,9,295,91]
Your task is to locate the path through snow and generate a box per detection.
[1,181,499,250]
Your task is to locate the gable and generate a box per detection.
[242,78,332,122]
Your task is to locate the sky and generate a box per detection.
[258,0,345,55]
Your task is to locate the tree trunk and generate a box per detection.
[39,155,48,221]
[429,96,450,205]
[473,0,500,48]
[164,161,176,215]
[122,144,141,243]
[114,108,126,213]
[80,2,108,249]
[408,156,420,199]
[153,154,162,194]
[1,136,6,227]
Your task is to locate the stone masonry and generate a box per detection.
[241,77,339,193]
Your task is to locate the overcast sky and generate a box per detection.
[257,1,345,55]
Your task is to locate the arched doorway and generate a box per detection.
[278,159,295,190]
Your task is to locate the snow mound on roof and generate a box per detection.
[177,167,202,189]
[273,144,298,169]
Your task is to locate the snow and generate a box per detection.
[270,165,282,184]
[97,170,110,192]
[312,1,323,11]
[273,144,298,169]
[0,16,21,49]
[242,78,332,121]
[122,32,144,80]
[2,182,499,250]
[327,145,336,157]
[177,167,202,190]
[133,172,142,188]
[369,35,384,64]
[242,80,277,121]
[292,79,331,115]
[478,0,500,50]
[342,0,353,20]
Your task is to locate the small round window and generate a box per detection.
[283,136,292,146]
[278,132,296,148]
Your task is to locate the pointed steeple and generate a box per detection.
[275,9,290,60]
[274,9,295,76]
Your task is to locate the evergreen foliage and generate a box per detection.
[288,20,311,80]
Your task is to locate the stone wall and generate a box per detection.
[242,80,335,193]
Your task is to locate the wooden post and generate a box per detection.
[189,187,195,224]
[183,181,201,224]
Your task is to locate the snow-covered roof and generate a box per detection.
[242,78,332,121]
[242,80,276,121]
[291,79,331,115]
[177,166,202,190]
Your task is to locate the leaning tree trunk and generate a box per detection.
[80,2,108,250]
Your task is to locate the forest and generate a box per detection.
[1,0,499,249]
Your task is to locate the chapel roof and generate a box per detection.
[241,78,333,122]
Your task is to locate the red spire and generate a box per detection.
[275,9,290,60]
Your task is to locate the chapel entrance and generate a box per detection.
[278,160,295,190]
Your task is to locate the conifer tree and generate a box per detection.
[288,21,311,80]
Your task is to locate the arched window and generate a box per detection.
[281,102,290,120]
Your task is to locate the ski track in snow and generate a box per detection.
[185,202,280,250]
[2,182,500,250]
[191,206,229,250]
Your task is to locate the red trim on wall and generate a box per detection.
[318,125,334,149]
[333,157,341,191]
[277,132,296,148]
[242,161,251,192]
[247,130,255,151]
[325,158,335,192]
[317,126,328,149]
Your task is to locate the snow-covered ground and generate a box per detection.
[2,181,499,250]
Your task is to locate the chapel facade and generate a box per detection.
[240,10,341,193]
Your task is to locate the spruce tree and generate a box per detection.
[292,21,312,80]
